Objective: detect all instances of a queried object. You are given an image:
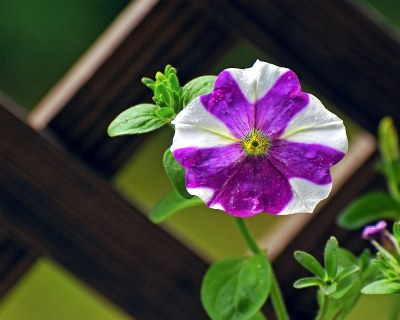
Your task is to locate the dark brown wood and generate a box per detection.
[0,227,37,298]
[47,0,234,177]
[0,103,208,319]
[200,0,400,133]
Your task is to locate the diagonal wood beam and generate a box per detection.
[0,227,37,298]
[200,0,400,133]
[29,0,233,178]
[0,103,208,319]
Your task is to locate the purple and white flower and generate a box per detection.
[362,220,388,240]
[171,60,347,217]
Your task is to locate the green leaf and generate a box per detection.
[293,277,323,289]
[149,189,203,223]
[155,83,172,107]
[294,251,326,279]
[201,254,271,320]
[108,104,169,136]
[378,116,399,162]
[182,75,216,106]
[168,72,180,91]
[393,221,400,240]
[330,281,354,300]
[141,77,155,90]
[336,265,360,282]
[361,279,400,294]
[155,107,175,118]
[325,237,339,279]
[337,192,400,229]
[163,148,192,199]
[322,282,337,295]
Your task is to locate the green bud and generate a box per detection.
[155,107,175,119]
[378,117,399,162]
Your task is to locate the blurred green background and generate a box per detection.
[0,0,399,319]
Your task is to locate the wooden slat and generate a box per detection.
[30,0,233,177]
[200,0,400,133]
[0,103,208,319]
[0,227,37,298]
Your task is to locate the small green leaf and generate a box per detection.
[294,251,326,279]
[361,279,400,294]
[336,265,360,282]
[330,281,354,299]
[182,75,216,106]
[393,221,400,240]
[155,71,165,82]
[293,277,323,289]
[155,107,175,118]
[163,148,192,199]
[325,237,339,279]
[322,282,337,295]
[169,73,180,91]
[337,192,400,229]
[141,77,155,90]
[201,254,271,320]
[378,117,399,163]
[108,104,169,136]
[149,190,203,223]
[155,84,172,107]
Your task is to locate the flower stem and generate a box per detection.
[233,217,290,320]
[270,271,290,320]
[315,295,329,320]
[233,217,262,255]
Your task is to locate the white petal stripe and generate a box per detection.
[280,94,348,154]
[171,97,238,151]
[226,60,290,103]
[279,178,332,215]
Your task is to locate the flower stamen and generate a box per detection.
[241,129,271,156]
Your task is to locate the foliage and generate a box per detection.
[338,117,400,228]
[109,64,400,320]
[201,254,271,320]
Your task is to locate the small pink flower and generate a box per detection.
[362,220,387,240]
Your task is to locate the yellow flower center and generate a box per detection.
[241,129,271,156]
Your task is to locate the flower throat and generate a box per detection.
[241,129,271,156]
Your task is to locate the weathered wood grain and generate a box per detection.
[0,104,208,319]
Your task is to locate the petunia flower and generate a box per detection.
[170,60,347,217]
[362,220,388,240]
[362,220,399,257]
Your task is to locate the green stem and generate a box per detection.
[234,217,262,255]
[385,161,400,204]
[270,270,290,320]
[233,217,290,320]
[315,295,329,320]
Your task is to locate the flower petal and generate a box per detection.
[171,97,238,151]
[269,140,345,185]
[200,72,254,138]
[279,178,332,215]
[199,60,293,139]
[280,94,348,153]
[268,140,344,214]
[172,144,245,203]
[256,73,309,139]
[227,60,291,103]
[209,157,293,217]
[173,145,294,217]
